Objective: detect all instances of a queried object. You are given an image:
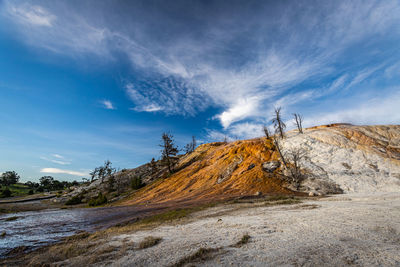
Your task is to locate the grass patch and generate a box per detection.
[264,198,302,206]
[140,209,192,224]
[264,195,295,201]
[231,195,302,206]
[65,195,82,205]
[26,237,99,266]
[171,247,222,267]
[0,208,11,214]
[138,236,162,249]
[0,183,34,198]
[64,232,90,242]
[88,193,107,207]
[233,234,251,247]
[4,216,19,221]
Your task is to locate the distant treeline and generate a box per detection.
[0,171,81,198]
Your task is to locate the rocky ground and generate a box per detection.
[91,192,400,267]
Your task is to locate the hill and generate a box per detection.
[118,124,400,206]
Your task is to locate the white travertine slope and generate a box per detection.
[281,125,400,193]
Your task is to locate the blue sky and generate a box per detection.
[1,0,400,182]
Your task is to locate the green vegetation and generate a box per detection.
[0,208,9,214]
[0,188,12,198]
[263,197,301,206]
[0,171,20,186]
[0,171,81,198]
[89,160,116,183]
[138,236,162,249]
[160,132,179,174]
[4,216,19,222]
[234,234,251,247]
[88,192,107,206]
[65,195,83,205]
[7,184,30,196]
[231,195,301,205]
[64,232,90,242]
[130,176,144,190]
[140,208,197,225]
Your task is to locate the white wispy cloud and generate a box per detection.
[206,129,232,142]
[2,1,109,56]
[229,122,264,139]
[343,65,384,91]
[302,89,400,127]
[3,0,400,128]
[40,168,87,177]
[101,100,115,110]
[40,154,71,165]
[8,4,56,27]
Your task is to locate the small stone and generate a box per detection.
[247,163,256,170]
[254,191,262,196]
[262,161,281,173]
[309,191,315,197]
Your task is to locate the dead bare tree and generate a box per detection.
[273,138,287,168]
[273,138,307,189]
[272,107,286,139]
[284,147,307,189]
[184,136,197,154]
[293,113,304,133]
[263,125,271,139]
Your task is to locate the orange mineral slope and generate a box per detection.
[122,138,295,206]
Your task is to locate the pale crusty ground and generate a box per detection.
[98,192,400,267]
[281,125,400,193]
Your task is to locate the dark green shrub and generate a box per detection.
[131,176,144,190]
[107,176,115,192]
[88,192,107,207]
[0,188,12,198]
[65,195,82,205]
[28,189,34,195]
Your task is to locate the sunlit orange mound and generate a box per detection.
[121,138,294,206]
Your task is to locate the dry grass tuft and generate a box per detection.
[64,232,90,242]
[234,234,251,247]
[138,236,162,249]
[171,247,222,267]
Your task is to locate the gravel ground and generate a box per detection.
[105,192,400,267]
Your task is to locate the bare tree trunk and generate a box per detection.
[273,138,287,168]
[272,107,286,139]
[293,113,303,133]
[263,125,270,139]
[166,156,172,173]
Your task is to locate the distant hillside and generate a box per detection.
[120,124,400,206]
